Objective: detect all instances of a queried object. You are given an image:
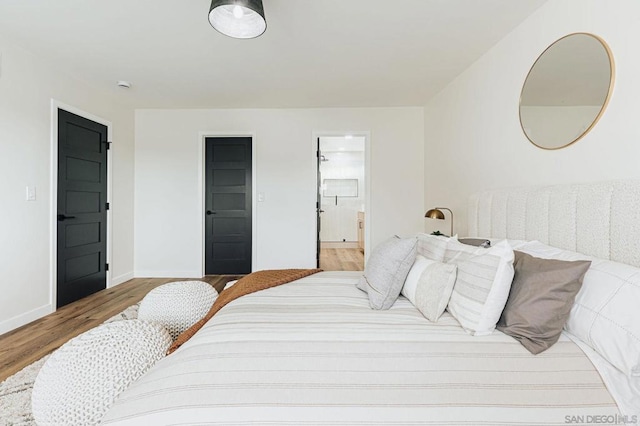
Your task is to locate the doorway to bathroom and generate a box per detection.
[316,135,365,271]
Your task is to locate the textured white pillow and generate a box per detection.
[356,236,417,310]
[519,240,640,377]
[445,239,515,335]
[138,281,218,340]
[32,320,171,426]
[402,255,431,299]
[402,255,457,322]
[416,233,450,261]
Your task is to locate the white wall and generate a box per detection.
[320,150,365,242]
[135,108,424,276]
[424,0,640,237]
[0,35,135,333]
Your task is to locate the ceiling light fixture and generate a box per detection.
[208,0,267,39]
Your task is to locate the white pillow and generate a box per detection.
[356,236,417,310]
[518,240,640,377]
[445,239,515,335]
[402,255,457,322]
[491,239,529,250]
[416,233,450,261]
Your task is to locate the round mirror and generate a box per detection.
[519,33,614,150]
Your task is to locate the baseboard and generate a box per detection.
[134,270,202,279]
[0,303,53,335]
[110,272,134,287]
[321,241,359,249]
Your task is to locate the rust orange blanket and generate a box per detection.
[168,268,322,354]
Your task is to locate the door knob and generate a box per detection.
[206,210,216,216]
[57,214,76,221]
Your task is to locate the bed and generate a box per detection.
[103,181,640,425]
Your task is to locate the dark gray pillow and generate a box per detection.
[497,251,591,354]
[356,236,417,310]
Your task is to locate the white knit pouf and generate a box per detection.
[31,320,171,426]
[138,281,218,340]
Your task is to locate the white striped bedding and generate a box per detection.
[102,271,620,425]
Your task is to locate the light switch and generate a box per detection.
[26,186,36,201]
[258,192,265,202]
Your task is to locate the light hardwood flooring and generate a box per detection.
[320,248,364,271]
[0,275,241,383]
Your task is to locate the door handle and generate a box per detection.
[57,214,76,221]
[206,210,216,216]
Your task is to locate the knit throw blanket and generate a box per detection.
[168,269,322,354]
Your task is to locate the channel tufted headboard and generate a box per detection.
[467,180,640,268]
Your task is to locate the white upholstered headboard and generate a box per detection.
[467,180,640,268]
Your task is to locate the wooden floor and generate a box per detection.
[0,275,241,383]
[320,248,364,271]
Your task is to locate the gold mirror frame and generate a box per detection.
[519,33,615,150]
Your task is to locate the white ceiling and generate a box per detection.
[0,0,547,108]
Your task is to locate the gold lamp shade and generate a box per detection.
[425,207,453,236]
[425,209,445,220]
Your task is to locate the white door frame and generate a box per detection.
[198,131,258,276]
[49,100,114,312]
[313,131,371,264]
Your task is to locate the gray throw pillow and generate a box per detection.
[357,236,417,310]
[496,251,591,354]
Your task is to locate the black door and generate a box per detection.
[57,109,108,308]
[205,137,252,274]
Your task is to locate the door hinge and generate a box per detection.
[105,263,110,272]
[104,141,112,150]
[316,150,320,158]
[105,202,110,211]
